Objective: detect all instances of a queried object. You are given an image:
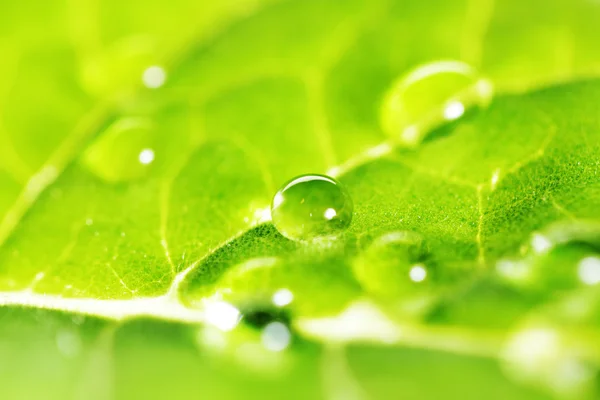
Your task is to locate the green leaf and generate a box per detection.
[1,0,600,399]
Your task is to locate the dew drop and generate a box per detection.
[82,117,158,183]
[380,60,493,145]
[261,321,291,352]
[272,288,294,307]
[353,231,430,301]
[271,174,353,241]
[497,221,600,288]
[577,256,600,286]
[204,300,241,332]
[141,65,167,89]
[408,264,427,282]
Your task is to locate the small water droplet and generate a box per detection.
[380,60,493,145]
[577,257,600,286]
[271,174,353,241]
[497,221,600,288]
[261,321,291,352]
[204,300,241,332]
[141,65,166,89]
[82,117,158,183]
[272,288,294,307]
[408,264,427,282]
[353,231,430,301]
[138,148,155,165]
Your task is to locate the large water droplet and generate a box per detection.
[380,60,493,146]
[271,174,353,241]
[82,117,158,183]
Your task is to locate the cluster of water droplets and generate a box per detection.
[187,60,495,367]
[493,221,600,397]
[76,54,600,397]
[496,221,600,289]
[196,283,296,371]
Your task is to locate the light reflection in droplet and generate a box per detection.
[142,65,166,89]
[324,208,337,220]
[408,264,427,282]
[261,321,291,352]
[531,233,553,254]
[443,101,465,120]
[138,148,155,165]
[204,301,241,332]
[577,256,600,285]
[272,288,294,307]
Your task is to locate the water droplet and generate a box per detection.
[272,288,294,307]
[380,60,493,145]
[204,300,241,332]
[261,321,291,352]
[577,256,600,286]
[408,264,427,282]
[141,65,166,89]
[497,221,600,288]
[353,231,428,299]
[82,117,158,183]
[271,174,353,241]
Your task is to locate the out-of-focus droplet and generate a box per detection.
[142,65,167,89]
[82,117,158,183]
[261,321,292,352]
[380,60,493,146]
[271,174,353,241]
[408,264,427,282]
[577,257,600,286]
[497,221,600,289]
[204,300,241,332]
[353,231,427,298]
[272,288,294,307]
